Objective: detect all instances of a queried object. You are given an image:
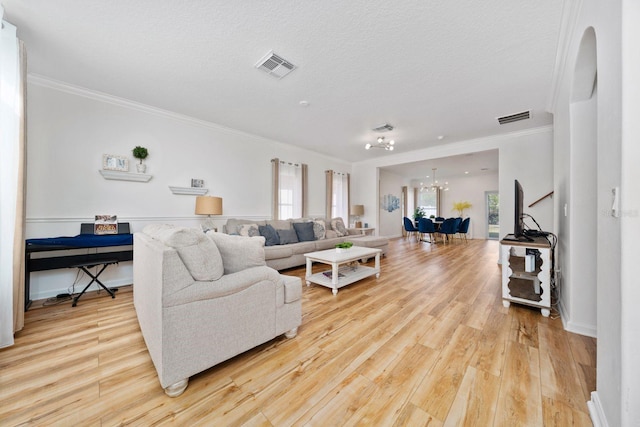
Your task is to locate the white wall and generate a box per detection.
[378,169,404,237]
[549,0,640,425]
[439,172,499,239]
[26,78,351,299]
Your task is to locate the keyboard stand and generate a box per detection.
[70,259,119,307]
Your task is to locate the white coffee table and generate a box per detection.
[304,246,382,295]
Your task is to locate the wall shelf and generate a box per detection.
[99,170,152,182]
[169,186,209,195]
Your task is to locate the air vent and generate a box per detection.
[372,123,394,132]
[497,110,531,125]
[255,51,297,79]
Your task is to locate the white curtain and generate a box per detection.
[332,172,349,220]
[1,17,24,348]
[278,161,302,219]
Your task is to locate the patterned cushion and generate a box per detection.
[313,220,326,240]
[293,222,315,242]
[238,223,260,237]
[331,218,348,237]
[259,224,280,246]
[277,228,299,245]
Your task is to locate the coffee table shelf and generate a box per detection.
[304,247,381,295]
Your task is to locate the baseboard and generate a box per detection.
[31,277,132,301]
[557,298,597,337]
[587,391,610,427]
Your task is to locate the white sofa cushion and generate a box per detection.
[142,224,224,281]
[206,231,266,274]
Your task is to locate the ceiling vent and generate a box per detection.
[372,123,394,132]
[255,51,296,79]
[497,110,531,125]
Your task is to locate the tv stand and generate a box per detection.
[500,236,552,317]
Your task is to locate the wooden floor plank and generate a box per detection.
[0,238,596,426]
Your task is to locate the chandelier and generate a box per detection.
[365,136,395,151]
[420,168,449,192]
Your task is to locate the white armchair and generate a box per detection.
[133,225,301,396]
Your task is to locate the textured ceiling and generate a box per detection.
[3,1,563,168]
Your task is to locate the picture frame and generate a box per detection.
[103,154,129,172]
[191,179,204,188]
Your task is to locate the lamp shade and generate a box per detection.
[195,196,223,215]
[350,205,364,216]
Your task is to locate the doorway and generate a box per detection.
[486,191,499,239]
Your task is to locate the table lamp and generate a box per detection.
[351,204,364,228]
[195,196,223,232]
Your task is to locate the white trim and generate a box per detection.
[587,391,609,427]
[30,277,133,301]
[557,296,597,337]
[547,0,584,112]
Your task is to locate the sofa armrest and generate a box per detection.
[164,266,281,307]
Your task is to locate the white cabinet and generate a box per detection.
[501,237,552,317]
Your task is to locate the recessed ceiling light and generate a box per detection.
[464,171,469,174]
[299,100,309,107]
[437,135,445,140]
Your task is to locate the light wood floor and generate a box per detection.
[0,237,596,426]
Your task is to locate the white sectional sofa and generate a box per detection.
[223,217,389,270]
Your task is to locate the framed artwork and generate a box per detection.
[103,154,129,172]
[191,179,204,188]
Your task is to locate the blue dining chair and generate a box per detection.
[438,218,458,244]
[458,217,470,242]
[403,217,419,241]
[418,217,436,243]
[435,216,445,222]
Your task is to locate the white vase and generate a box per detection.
[336,247,350,253]
[136,163,147,173]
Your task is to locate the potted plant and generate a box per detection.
[452,201,472,217]
[335,241,353,253]
[413,207,425,221]
[132,146,149,173]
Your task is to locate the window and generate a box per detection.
[417,189,439,218]
[272,159,307,219]
[331,172,349,219]
[325,170,350,220]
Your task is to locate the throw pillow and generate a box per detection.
[293,222,315,242]
[143,225,224,281]
[206,232,266,274]
[259,224,280,246]
[238,223,260,237]
[277,228,299,245]
[313,219,326,240]
[331,218,348,237]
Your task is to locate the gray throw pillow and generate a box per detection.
[259,224,280,246]
[293,222,315,242]
[206,232,266,274]
[277,228,299,245]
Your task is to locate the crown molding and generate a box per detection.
[27,74,351,166]
[547,0,584,113]
[27,74,285,143]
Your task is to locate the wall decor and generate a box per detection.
[191,179,204,188]
[103,154,129,172]
[380,194,400,212]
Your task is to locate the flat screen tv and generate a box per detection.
[514,179,525,238]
